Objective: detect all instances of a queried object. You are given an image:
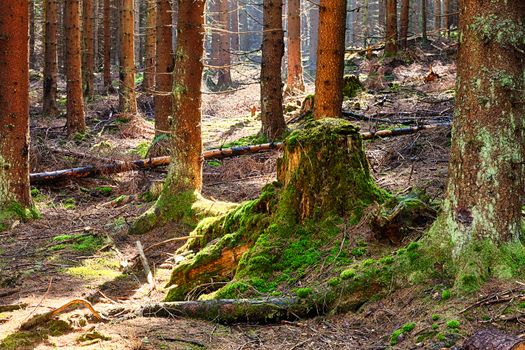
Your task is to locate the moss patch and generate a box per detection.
[0,202,40,232]
[0,319,71,350]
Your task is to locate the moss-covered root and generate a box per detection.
[0,201,40,232]
[128,190,237,235]
[139,298,317,324]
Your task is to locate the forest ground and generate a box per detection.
[2,39,524,349]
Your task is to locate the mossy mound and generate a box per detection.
[0,319,71,350]
[0,202,40,232]
[342,75,363,99]
[166,119,390,301]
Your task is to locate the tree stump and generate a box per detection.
[463,329,525,350]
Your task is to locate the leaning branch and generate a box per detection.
[30,123,451,185]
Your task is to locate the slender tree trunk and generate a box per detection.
[309,4,319,71]
[103,0,114,93]
[384,0,397,56]
[58,0,66,76]
[172,0,178,52]
[378,0,385,29]
[400,0,410,49]
[143,0,156,93]
[230,0,240,53]
[313,0,347,119]
[431,0,525,278]
[65,0,86,135]
[154,0,172,136]
[260,0,287,140]
[43,0,60,117]
[119,0,138,115]
[239,4,249,51]
[30,0,37,70]
[0,0,32,208]
[443,0,449,37]
[210,0,232,89]
[286,0,305,93]
[83,0,96,99]
[421,0,427,40]
[434,0,441,34]
[362,0,370,47]
[164,0,206,194]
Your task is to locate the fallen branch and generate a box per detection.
[0,303,28,313]
[20,299,102,330]
[138,297,316,324]
[30,123,451,184]
[136,241,155,289]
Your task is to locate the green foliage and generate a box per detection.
[62,198,76,210]
[390,322,416,345]
[432,314,440,321]
[130,141,151,158]
[95,187,113,196]
[446,320,460,329]
[0,202,40,232]
[65,254,121,280]
[207,160,222,167]
[0,320,71,350]
[342,75,363,99]
[221,134,269,149]
[340,269,357,280]
[431,323,439,330]
[441,289,451,300]
[295,287,313,298]
[51,233,105,253]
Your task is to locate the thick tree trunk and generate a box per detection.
[65,0,86,135]
[463,329,525,350]
[43,0,60,117]
[385,0,397,55]
[260,0,287,140]
[83,0,96,99]
[400,0,410,49]
[230,0,240,53]
[154,0,173,136]
[143,0,156,93]
[430,0,525,282]
[313,0,347,119]
[0,0,32,208]
[308,4,319,70]
[103,0,113,93]
[434,0,441,34]
[285,0,305,93]
[119,0,138,115]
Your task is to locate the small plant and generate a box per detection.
[340,268,356,280]
[432,314,440,321]
[351,247,366,257]
[432,323,439,330]
[207,160,222,167]
[327,277,341,287]
[441,289,451,300]
[446,320,460,329]
[95,187,113,196]
[130,141,150,158]
[390,322,416,345]
[295,287,313,298]
[62,198,76,210]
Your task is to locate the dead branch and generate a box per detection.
[0,303,28,313]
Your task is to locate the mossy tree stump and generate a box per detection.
[165,119,388,301]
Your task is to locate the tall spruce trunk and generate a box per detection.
[421,0,427,40]
[313,0,347,119]
[285,0,305,93]
[29,0,37,70]
[0,0,32,208]
[210,0,232,89]
[260,0,287,140]
[308,4,319,70]
[119,0,138,114]
[154,0,173,135]
[43,0,60,116]
[434,0,441,34]
[83,0,96,99]
[230,0,240,53]
[385,0,397,55]
[143,0,156,93]
[239,4,250,51]
[103,0,113,93]
[65,0,86,135]
[443,0,449,37]
[400,0,410,49]
[430,0,525,286]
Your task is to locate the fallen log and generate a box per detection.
[29,123,451,185]
[138,297,316,324]
[463,329,525,350]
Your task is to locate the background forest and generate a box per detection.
[0,0,524,349]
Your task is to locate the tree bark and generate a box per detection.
[384,0,397,56]
[143,0,156,93]
[308,4,319,70]
[43,0,60,117]
[154,0,173,135]
[434,0,441,34]
[463,329,525,350]
[119,0,138,115]
[210,0,233,89]
[431,0,525,270]
[103,0,114,93]
[83,0,96,99]
[230,0,240,53]
[65,0,86,135]
[29,0,37,70]
[400,0,410,49]
[421,0,427,40]
[239,4,250,51]
[313,0,347,119]
[285,0,305,93]
[0,0,32,208]
[443,0,449,37]
[260,0,287,140]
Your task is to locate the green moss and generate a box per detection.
[65,254,121,280]
[220,134,269,149]
[470,14,525,50]
[340,269,356,280]
[432,323,439,330]
[390,323,416,345]
[130,141,150,158]
[432,314,440,321]
[446,320,460,329]
[342,75,363,99]
[0,320,71,350]
[295,287,313,298]
[0,201,40,232]
[328,277,341,287]
[62,198,76,210]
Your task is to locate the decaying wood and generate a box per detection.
[463,329,525,350]
[20,299,102,330]
[0,303,28,313]
[138,297,315,324]
[29,123,451,184]
[0,288,20,298]
[136,241,155,289]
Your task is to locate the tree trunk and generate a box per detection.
[285,0,305,93]
[0,0,32,208]
[308,4,319,71]
[143,0,156,93]
[260,0,287,140]
[434,0,441,34]
[400,0,410,49]
[83,0,96,99]
[119,0,138,115]
[421,0,427,40]
[313,0,347,119]
[43,0,60,117]
[443,0,449,37]
[362,0,370,47]
[429,0,525,286]
[29,0,37,70]
[378,0,385,29]
[239,4,250,51]
[154,0,173,135]
[210,0,232,89]
[385,0,397,55]
[103,0,113,93]
[230,0,240,53]
[65,0,86,135]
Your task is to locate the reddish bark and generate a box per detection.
[286,0,305,93]
[43,0,59,117]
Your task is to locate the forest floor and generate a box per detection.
[2,38,525,349]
